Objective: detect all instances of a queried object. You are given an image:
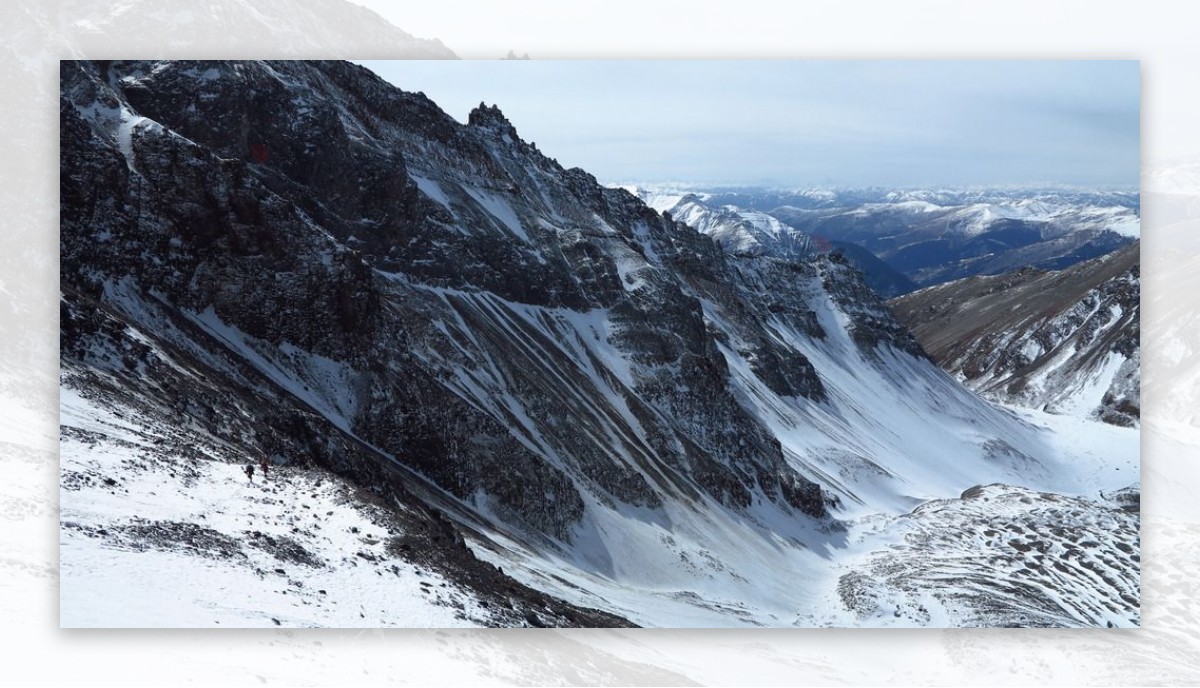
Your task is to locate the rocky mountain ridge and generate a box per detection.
[890,242,1139,426]
[60,59,1138,627]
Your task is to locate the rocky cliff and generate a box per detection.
[60,60,1135,627]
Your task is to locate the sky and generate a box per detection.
[358,60,1140,189]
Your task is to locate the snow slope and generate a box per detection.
[459,402,1138,628]
[62,386,493,628]
[59,59,1139,627]
[58,389,489,624]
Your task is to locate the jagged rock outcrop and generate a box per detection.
[827,240,917,298]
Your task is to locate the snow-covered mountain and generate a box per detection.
[768,190,1138,287]
[624,187,914,298]
[624,187,814,260]
[60,60,1137,627]
[624,184,1137,295]
[889,242,1139,427]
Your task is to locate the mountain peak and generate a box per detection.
[468,102,519,138]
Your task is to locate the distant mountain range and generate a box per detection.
[625,187,920,298]
[627,185,1138,294]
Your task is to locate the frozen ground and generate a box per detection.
[57,299,1139,629]
[457,403,1138,628]
[60,386,493,628]
[61,366,1137,629]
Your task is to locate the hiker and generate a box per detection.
[259,457,269,481]
[244,463,254,482]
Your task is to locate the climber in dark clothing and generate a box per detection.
[244,463,255,482]
[260,457,269,482]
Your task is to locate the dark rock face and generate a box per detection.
[828,241,917,298]
[819,252,928,360]
[889,242,1140,426]
[61,59,867,553]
